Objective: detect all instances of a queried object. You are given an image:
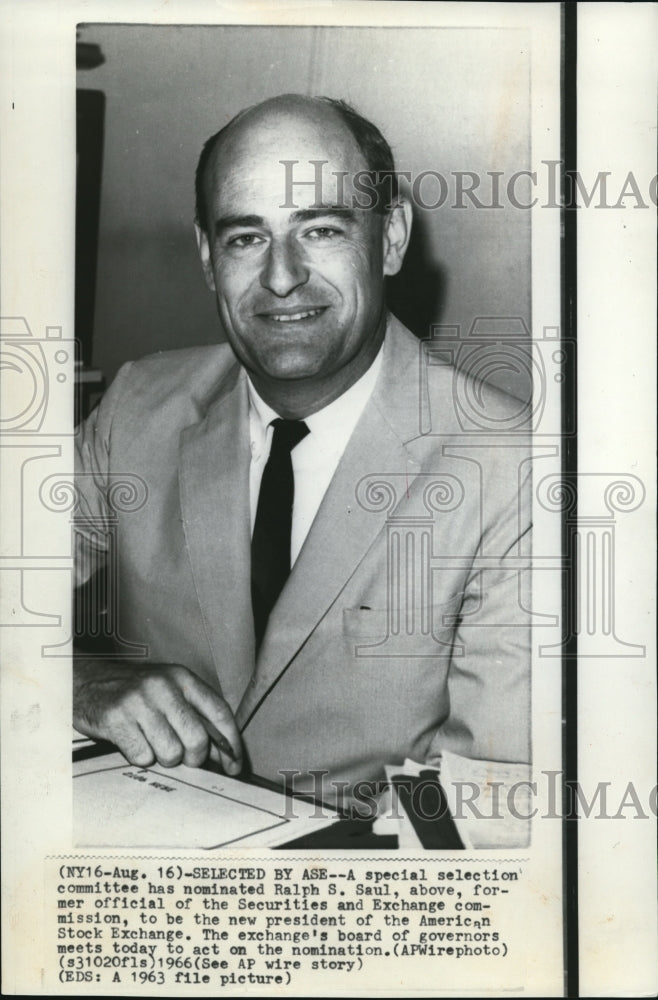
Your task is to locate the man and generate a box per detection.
[73,94,531,807]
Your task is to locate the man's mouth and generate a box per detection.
[259,307,326,323]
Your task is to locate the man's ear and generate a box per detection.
[194,222,217,292]
[382,198,413,277]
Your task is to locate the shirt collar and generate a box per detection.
[247,341,384,461]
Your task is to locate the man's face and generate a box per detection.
[196,105,408,406]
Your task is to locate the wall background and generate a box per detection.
[77,24,531,394]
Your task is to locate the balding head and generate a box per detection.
[195,95,398,232]
[193,92,412,418]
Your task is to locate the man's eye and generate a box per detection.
[227,233,264,248]
[304,227,343,240]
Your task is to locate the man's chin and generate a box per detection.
[254,353,330,383]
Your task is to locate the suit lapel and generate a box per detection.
[179,365,255,711]
[237,319,424,728]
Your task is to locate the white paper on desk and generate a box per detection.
[73,753,337,849]
[440,750,531,850]
[381,756,531,850]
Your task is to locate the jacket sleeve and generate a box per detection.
[426,457,532,766]
[73,362,134,588]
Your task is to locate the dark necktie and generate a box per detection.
[251,418,309,650]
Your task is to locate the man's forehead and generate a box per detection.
[215,99,362,160]
[204,105,368,207]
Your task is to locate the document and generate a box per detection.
[382,754,531,850]
[74,753,338,849]
[439,751,531,850]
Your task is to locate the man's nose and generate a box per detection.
[259,238,309,297]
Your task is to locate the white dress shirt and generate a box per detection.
[247,347,383,566]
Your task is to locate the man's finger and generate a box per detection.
[112,721,155,768]
[176,671,243,774]
[201,716,242,776]
[162,701,211,768]
[146,712,186,768]
[207,739,241,777]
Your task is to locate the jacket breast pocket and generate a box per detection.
[342,607,389,639]
[342,593,463,645]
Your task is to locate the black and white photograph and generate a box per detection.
[1,2,655,997]
[71,19,544,851]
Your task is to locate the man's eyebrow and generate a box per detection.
[290,207,356,224]
[213,207,356,237]
[214,214,265,236]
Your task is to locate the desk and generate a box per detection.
[72,741,464,850]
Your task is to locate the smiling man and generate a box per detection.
[194,96,408,414]
[73,95,531,808]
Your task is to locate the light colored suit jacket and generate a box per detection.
[75,316,531,803]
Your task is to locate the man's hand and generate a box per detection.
[73,660,242,775]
